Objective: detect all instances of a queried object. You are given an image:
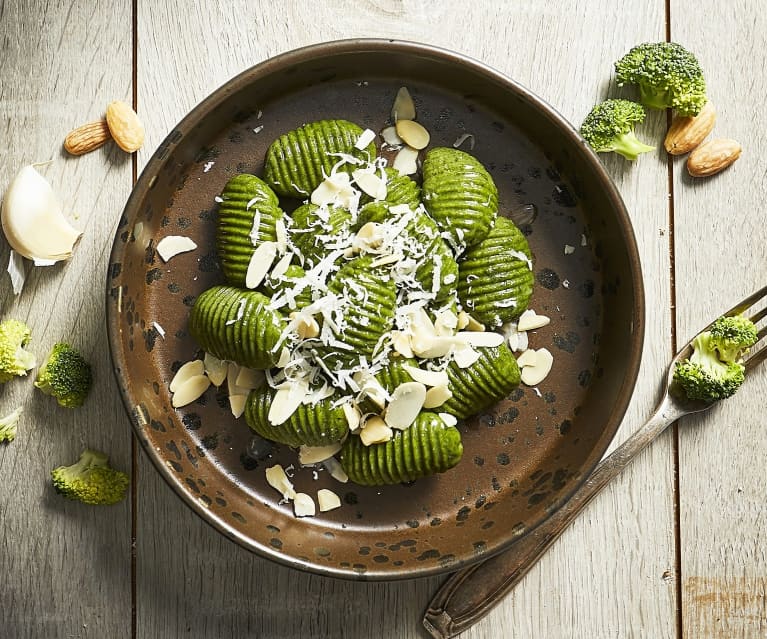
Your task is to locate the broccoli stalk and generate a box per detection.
[0,407,22,443]
[615,42,707,116]
[34,343,92,408]
[51,449,129,505]
[673,314,757,402]
[0,319,36,383]
[580,99,655,160]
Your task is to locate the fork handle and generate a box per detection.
[423,398,683,639]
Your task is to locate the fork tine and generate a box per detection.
[745,343,767,372]
[726,284,767,317]
[749,305,767,326]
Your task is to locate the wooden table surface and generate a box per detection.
[2,1,766,637]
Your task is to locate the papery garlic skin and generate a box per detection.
[1,165,82,263]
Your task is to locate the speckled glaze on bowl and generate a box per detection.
[107,39,644,580]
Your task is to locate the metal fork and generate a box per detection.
[423,285,767,639]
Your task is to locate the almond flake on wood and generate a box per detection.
[156,235,197,262]
[245,241,278,289]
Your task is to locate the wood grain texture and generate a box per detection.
[0,0,133,637]
[671,1,767,637]
[136,2,677,638]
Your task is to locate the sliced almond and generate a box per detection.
[434,310,459,336]
[464,314,485,332]
[402,364,449,387]
[171,374,210,408]
[392,146,419,175]
[235,367,265,391]
[352,170,387,200]
[391,330,414,358]
[322,457,349,483]
[453,345,480,369]
[270,252,293,279]
[229,393,248,419]
[245,241,278,289]
[317,488,342,512]
[412,335,455,359]
[370,253,401,268]
[170,359,204,392]
[395,120,430,150]
[456,311,471,330]
[226,361,242,396]
[311,172,355,207]
[341,402,361,431]
[294,493,316,517]
[360,416,394,445]
[203,352,228,386]
[454,331,504,348]
[384,382,427,430]
[519,348,554,386]
[381,126,403,146]
[268,380,309,425]
[299,442,342,466]
[516,348,539,368]
[156,235,197,262]
[354,128,376,150]
[391,87,416,121]
[423,385,452,409]
[353,372,388,410]
[517,309,551,332]
[438,412,458,427]
[265,464,297,501]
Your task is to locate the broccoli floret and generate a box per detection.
[51,448,129,505]
[580,99,655,160]
[673,331,745,402]
[615,42,707,116]
[0,407,22,443]
[34,343,92,408]
[0,319,36,383]
[709,315,758,362]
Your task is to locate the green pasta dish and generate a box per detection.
[186,117,535,488]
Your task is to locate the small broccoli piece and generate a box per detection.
[615,42,707,116]
[51,448,129,505]
[0,319,36,383]
[580,99,655,160]
[0,407,22,443]
[673,331,745,402]
[34,342,92,408]
[709,315,758,362]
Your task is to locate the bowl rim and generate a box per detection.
[107,37,645,580]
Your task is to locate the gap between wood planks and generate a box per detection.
[665,0,684,638]
[131,1,139,638]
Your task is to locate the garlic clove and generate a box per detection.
[1,165,82,263]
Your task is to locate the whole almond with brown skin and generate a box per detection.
[687,138,742,177]
[106,100,145,152]
[665,101,716,155]
[63,120,112,155]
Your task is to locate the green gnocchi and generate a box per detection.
[181,108,544,493]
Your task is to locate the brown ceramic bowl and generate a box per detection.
[107,39,643,580]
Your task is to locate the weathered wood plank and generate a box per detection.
[0,1,133,637]
[136,2,677,637]
[672,2,767,637]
